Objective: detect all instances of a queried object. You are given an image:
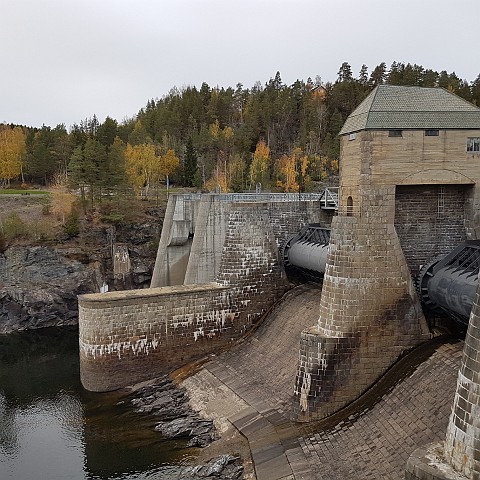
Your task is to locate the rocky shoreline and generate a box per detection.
[0,245,96,333]
[0,214,161,333]
[122,377,245,479]
[0,207,247,478]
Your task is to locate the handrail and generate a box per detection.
[320,187,339,210]
[170,190,339,208]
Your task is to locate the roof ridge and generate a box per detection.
[365,86,380,131]
[340,84,480,135]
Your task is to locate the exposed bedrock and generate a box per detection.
[0,246,96,334]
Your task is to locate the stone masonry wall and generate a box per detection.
[395,185,468,277]
[444,281,480,478]
[79,284,236,391]
[216,202,290,320]
[80,201,290,392]
[153,194,328,289]
[265,199,329,249]
[405,271,480,480]
[293,186,430,422]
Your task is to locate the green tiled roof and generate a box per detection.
[339,85,480,135]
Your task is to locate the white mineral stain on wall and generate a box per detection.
[80,333,161,360]
[299,372,311,412]
[193,327,204,341]
[80,309,236,358]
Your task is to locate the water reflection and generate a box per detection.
[0,327,188,480]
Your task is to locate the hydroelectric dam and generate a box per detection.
[78,85,480,479]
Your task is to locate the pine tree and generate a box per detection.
[183,137,198,187]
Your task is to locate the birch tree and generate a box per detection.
[0,126,26,186]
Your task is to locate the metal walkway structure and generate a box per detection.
[319,187,339,210]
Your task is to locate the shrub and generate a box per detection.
[1,213,28,240]
[64,209,80,237]
[100,213,126,226]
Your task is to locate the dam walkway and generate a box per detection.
[181,284,463,480]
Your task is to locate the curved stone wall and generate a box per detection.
[443,285,480,477]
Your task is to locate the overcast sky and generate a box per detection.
[1,0,479,129]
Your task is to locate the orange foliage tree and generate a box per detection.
[274,147,309,192]
[249,139,270,190]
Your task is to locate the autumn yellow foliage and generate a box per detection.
[249,140,270,189]
[274,147,309,192]
[125,143,179,196]
[0,126,26,185]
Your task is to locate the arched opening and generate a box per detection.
[346,196,353,216]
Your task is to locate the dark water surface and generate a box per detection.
[0,327,191,480]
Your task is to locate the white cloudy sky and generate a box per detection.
[1,0,479,128]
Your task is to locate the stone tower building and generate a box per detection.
[294,85,480,422]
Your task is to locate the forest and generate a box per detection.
[1,61,480,196]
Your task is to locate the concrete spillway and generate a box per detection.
[180,283,464,480]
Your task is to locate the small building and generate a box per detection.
[339,84,480,275]
[294,85,480,422]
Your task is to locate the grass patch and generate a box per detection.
[0,189,49,195]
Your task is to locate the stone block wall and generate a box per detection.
[265,199,331,249]
[293,185,430,422]
[80,200,290,392]
[395,185,468,277]
[292,122,480,423]
[216,202,290,320]
[405,270,480,480]
[443,283,480,477]
[79,284,234,391]
[152,193,328,288]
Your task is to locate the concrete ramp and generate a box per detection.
[181,284,464,480]
[203,283,322,415]
[182,283,322,479]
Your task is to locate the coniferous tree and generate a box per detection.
[183,137,198,187]
[97,117,118,149]
[369,62,387,86]
[358,64,369,85]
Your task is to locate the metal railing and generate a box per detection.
[212,192,324,202]
[319,187,339,210]
[170,189,339,209]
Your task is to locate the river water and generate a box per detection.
[0,327,191,480]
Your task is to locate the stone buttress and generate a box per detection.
[293,85,480,422]
[443,287,480,478]
[405,276,480,479]
[293,184,430,421]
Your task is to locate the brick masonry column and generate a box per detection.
[405,279,480,480]
[216,202,289,323]
[443,282,480,477]
[293,185,430,422]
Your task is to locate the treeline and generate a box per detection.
[1,61,480,193]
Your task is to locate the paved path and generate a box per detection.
[182,283,464,480]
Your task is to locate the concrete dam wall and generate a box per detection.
[79,194,329,391]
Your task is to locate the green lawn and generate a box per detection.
[0,189,49,195]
